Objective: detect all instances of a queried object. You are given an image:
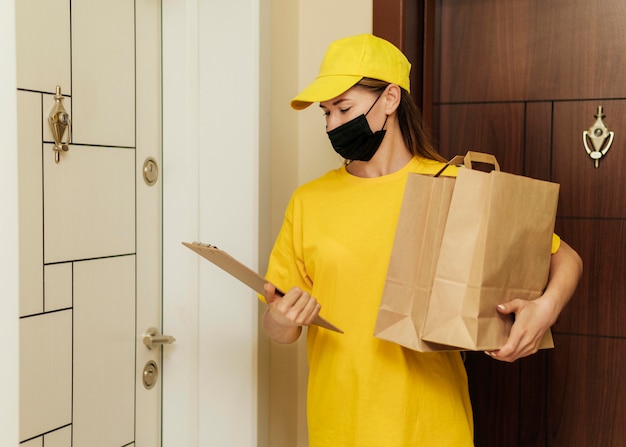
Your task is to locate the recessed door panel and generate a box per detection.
[43,144,135,263]
[73,256,135,447]
[72,0,135,147]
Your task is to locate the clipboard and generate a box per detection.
[182,241,343,333]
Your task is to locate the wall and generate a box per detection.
[0,0,19,445]
[267,1,372,445]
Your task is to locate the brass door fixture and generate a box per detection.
[48,85,71,163]
[583,105,614,169]
[143,327,176,350]
[142,361,159,390]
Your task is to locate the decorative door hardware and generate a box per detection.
[48,85,72,163]
[583,105,614,169]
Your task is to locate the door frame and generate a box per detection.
[372,0,436,128]
[162,0,264,445]
[0,0,19,444]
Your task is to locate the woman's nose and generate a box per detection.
[325,114,342,132]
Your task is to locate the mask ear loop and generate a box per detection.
[365,88,389,131]
[379,114,389,131]
[365,89,386,115]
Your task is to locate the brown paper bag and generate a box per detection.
[421,152,558,351]
[374,164,459,352]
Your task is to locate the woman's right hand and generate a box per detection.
[262,283,321,343]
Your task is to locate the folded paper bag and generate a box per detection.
[374,162,458,352]
[421,154,558,351]
[375,151,557,352]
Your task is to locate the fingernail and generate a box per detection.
[497,304,506,311]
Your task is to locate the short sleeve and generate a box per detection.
[551,233,561,254]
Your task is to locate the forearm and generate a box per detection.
[539,240,583,323]
[263,308,303,344]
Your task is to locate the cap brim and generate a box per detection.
[290,75,363,110]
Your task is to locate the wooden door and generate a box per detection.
[16,0,163,445]
[376,0,626,445]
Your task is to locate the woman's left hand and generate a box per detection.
[485,240,582,363]
[484,295,558,362]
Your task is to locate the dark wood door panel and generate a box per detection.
[426,1,626,447]
[465,352,521,447]
[552,100,626,219]
[437,0,626,103]
[554,218,626,338]
[548,334,626,447]
[435,102,525,173]
[466,350,550,447]
[524,101,552,182]
[376,1,626,445]
[518,351,550,447]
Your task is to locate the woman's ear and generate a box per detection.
[384,84,402,114]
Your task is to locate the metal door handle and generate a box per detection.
[143,327,176,350]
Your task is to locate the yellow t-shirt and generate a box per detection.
[265,157,474,446]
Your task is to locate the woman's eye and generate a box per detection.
[340,108,351,113]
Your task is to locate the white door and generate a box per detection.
[16,0,164,446]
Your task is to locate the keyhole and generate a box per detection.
[143,157,159,186]
[142,360,159,389]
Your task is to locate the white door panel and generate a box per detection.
[17,0,163,445]
[43,263,73,312]
[15,0,70,93]
[72,0,135,147]
[21,437,42,447]
[73,256,136,447]
[19,311,72,440]
[43,144,135,263]
[44,426,73,447]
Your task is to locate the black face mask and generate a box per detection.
[327,92,389,162]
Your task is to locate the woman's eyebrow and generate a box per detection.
[320,98,350,109]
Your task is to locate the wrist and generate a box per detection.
[535,292,561,326]
[263,309,302,344]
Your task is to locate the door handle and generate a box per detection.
[143,327,176,350]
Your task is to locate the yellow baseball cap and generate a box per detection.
[290,34,411,110]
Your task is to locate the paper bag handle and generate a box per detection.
[435,151,500,177]
[463,151,500,171]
